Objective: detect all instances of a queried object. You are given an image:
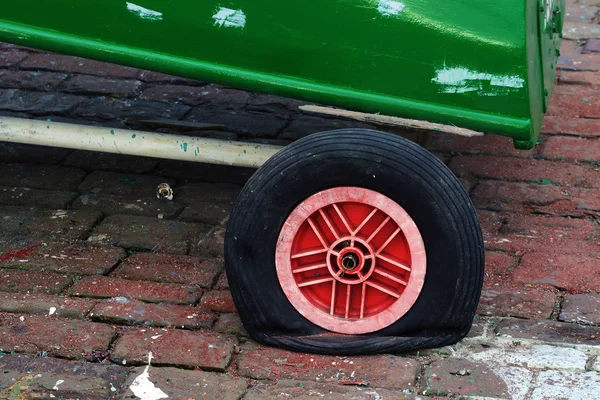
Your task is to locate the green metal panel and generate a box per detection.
[0,0,564,149]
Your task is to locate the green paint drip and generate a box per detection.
[182,142,188,152]
[131,134,137,139]
[110,130,115,135]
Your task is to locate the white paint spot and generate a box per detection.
[126,3,163,21]
[49,307,56,315]
[53,379,64,390]
[378,0,406,16]
[150,335,162,340]
[129,352,168,400]
[212,7,246,28]
[19,316,24,322]
[432,66,525,96]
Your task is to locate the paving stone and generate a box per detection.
[174,182,242,204]
[0,293,95,319]
[0,89,84,114]
[495,319,600,346]
[0,241,125,275]
[200,290,236,313]
[542,116,600,137]
[424,357,509,398]
[563,21,600,40]
[565,2,599,23]
[121,365,247,400]
[0,142,72,164]
[0,185,77,208]
[62,149,159,173]
[140,84,215,106]
[114,252,221,287]
[559,293,600,325]
[0,269,72,295]
[237,343,420,389]
[90,298,216,329]
[467,343,588,371]
[477,288,556,319]
[0,163,86,190]
[155,160,256,184]
[0,70,68,91]
[215,271,229,289]
[78,170,175,197]
[90,214,211,254]
[558,70,600,87]
[247,93,307,113]
[244,379,411,400]
[137,70,204,85]
[111,328,236,371]
[73,193,184,219]
[214,313,248,338]
[0,353,127,400]
[0,50,28,67]
[530,370,600,400]
[70,276,202,304]
[540,136,600,162]
[0,313,115,359]
[558,39,600,72]
[61,75,142,97]
[481,251,515,287]
[583,38,600,53]
[477,210,505,244]
[282,115,375,141]
[449,155,600,188]
[74,97,190,122]
[190,226,225,258]
[20,53,139,78]
[186,108,288,138]
[179,202,232,224]
[187,85,252,109]
[429,133,535,158]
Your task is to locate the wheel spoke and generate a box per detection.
[332,203,353,234]
[298,276,334,288]
[293,263,327,274]
[330,280,336,315]
[360,282,366,319]
[345,284,351,319]
[376,227,401,255]
[366,281,401,298]
[319,209,339,239]
[373,267,408,285]
[366,216,391,243]
[377,254,411,272]
[352,207,377,236]
[307,216,328,249]
[291,248,327,259]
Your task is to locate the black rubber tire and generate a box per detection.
[225,129,484,355]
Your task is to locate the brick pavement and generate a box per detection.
[0,2,599,398]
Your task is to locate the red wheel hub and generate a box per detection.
[276,187,426,334]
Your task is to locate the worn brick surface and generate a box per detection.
[0,313,115,359]
[0,70,68,91]
[186,108,288,138]
[137,70,203,85]
[70,276,202,304]
[540,136,600,162]
[237,343,420,389]
[62,75,142,97]
[175,182,242,203]
[244,380,410,399]
[0,241,125,275]
[74,97,190,121]
[90,297,216,328]
[115,252,221,286]
[0,163,86,191]
[215,271,229,289]
[495,319,600,346]
[90,214,211,254]
[531,370,600,400]
[0,292,95,319]
[0,185,77,208]
[0,89,84,114]
[78,170,175,197]
[0,50,28,67]
[478,289,556,319]
[214,313,248,337]
[542,116,600,137]
[155,160,255,184]
[558,70,600,87]
[179,202,232,224]
[0,142,72,165]
[73,193,184,219]
[0,353,127,400]
[429,133,535,158]
[0,269,72,295]
[140,84,212,106]
[282,115,374,140]
[62,149,158,173]
[200,290,236,313]
[111,328,236,371]
[559,293,600,325]
[190,226,226,258]
[20,53,139,78]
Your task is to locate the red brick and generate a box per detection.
[111,328,236,371]
[0,313,115,359]
[542,116,600,137]
[0,89,84,114]
[190,226,225,258]
[200,290,236,313]
[583,39,600,53]
[514,245,600,293]
[77,170,175,197]
[558,71,600,87]
[137,70,204,85]
[560,293,600,325]
[429,133,535,158]
[237,343,420,389]
[482,251,515,287]
[0,241,125,275]
[140,85,213,106]
[115,253,221,287]
[72,193,184,219]
[0,70,68,91]
[215,271,229,289]
[540,136,600,162]
[449,155,600,187]
[0,163,86,191]
[477,288,556,319]
[90,298,216,329]
[0,185,77,209]
[558,41,600,71]
[61,75,142,97]
[20,53,139,78]
[70,276,202,304]
[0,50,28,67]
[0,269,72,295]
[477,210,505,245]
[179,202,233,225]
[546,87,600,118]
[214,313,248,337]
[0,292,95,319]
[74,97,190,122]
[495,319,600,346]
[245,380,407,399]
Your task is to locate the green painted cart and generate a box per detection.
[0,0,564,354]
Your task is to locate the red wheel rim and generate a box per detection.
[276,187,426,334]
